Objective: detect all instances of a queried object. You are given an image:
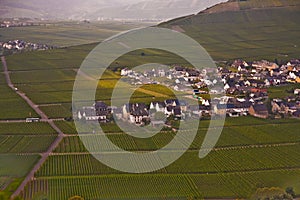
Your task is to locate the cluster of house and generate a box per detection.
[120,66,220,93]
[76,96,273,126]
[221,59,300,118]
[0,19,38,28]
[271,92,300,118]
[77,100,187,126]
[76,58,300,125]
[0,40,54,52]
[222,59,300,94]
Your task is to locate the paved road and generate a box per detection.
[1,56,66,199]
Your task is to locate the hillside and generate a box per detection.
[88,0,227,20]
[0,0,227,21]
[159,0,300,61]
[0,0,134,20]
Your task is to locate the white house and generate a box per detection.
[121,68,132,76]
[294,89,300,95]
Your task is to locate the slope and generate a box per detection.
[159,0,300,61]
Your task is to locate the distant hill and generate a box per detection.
[0,0,227,20]
[0,0,133,20]
[88,0,227,20]
[159,0,300,61]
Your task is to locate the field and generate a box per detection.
[0,21,152,48]
[2,3,300,199]
[0,122,56,135]
[268,84,300,99]
[0,121,58,198]
[160,2,300,62]
[23,170,300,200]
[15,116,298,199]
[5,44,190,119]
[0,74,38,120]
[4,41,300,198]
[0,136,56,153]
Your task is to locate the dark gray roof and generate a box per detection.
[173,106,182,116]
[252,104,268,113]
[127,103,149,117]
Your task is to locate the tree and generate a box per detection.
[285,187,296,198]
[250,187,293,200]
[68,196,84,200]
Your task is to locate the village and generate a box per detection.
[0,40,54,55]
[0,18,41,28]
[76,58,300,126]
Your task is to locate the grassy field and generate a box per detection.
[0,21,151,47]
[0,135,56,153]
[0,154,40,198]
[5,44,189,118]
[0,155,40,177]
[268,84,300,99]
[0,73,39,120]
[0,122,56,135]
[0,86,38,120]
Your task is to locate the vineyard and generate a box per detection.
[52,121,300,153]
[0,155,40,178]
[0,122,56,135]
[39,103,72,119]
[0,176,12,191]
[54,121,77,135]
[0,122,58,197]
[0,83,38,119]
[2,20,300,199]
[37,144,300,177]
[24,116,300,199]
[23,170,300,200]
[0,135,56,153]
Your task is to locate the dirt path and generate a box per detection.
[1,56,66,199]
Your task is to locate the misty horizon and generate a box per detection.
[0,0,227,21]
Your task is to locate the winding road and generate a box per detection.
[1,56,66,199]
